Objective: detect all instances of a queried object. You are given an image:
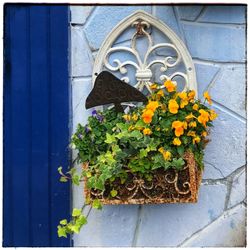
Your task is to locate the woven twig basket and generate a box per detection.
[84,152,202,205]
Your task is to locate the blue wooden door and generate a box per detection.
[3,4,71,247]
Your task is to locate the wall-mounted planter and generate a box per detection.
[84,152,202,205]
[81,10,207,205]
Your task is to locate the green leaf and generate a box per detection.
[72,175,80,185]
[60,176,68,182]
[72,208,81,217]
[177,145,185,156]
[171,158,185,170]
[105,133,116,144]
[68,224,80,234]
[139,149,148,158]
[58,166,63,175]
[57,226,67,238]
[92,199,102,210]
[110,189,118,197]
[77,215,87,226]
[60,219,67,225]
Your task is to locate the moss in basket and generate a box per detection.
[57,79,217,238]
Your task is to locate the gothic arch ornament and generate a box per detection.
[92,10,197,94]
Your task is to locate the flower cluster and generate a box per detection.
[69,78,217,194]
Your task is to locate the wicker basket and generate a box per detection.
[84,152,202,205]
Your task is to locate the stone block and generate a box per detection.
[135,184,227,246]
[204,107,246,178]
[228,168,246,208]
[73,205,139,247]
[72,78,93,132]
[181,204,246,247]
[194,63,220,98]
[182,23,246,62]
[154,6,183,39]
[178,5,204,21]
[210,65,246,118]
[70,6,93,24]
[199,5,246,24]
[84,6,151,51]
[71,27,93,77]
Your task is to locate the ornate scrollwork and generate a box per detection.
[103,19,188,93]
[85,152,201,204]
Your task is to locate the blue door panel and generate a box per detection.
[3,4,71,247]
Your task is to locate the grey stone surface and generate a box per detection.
[72,78,93,132]
[204,107,246,178]
[154,6,183,39]
[71,27,93,77]
[70,6,93,24]
[182,23,246,62]
[84,6,152,51]
[210,65,246,118]
[194,63,220,98]
[135,184,227,246]
[178,5,204,21]
[70,5,247,247]
[199,6,246,24]
[181,203,246,247]
[228,168,246,208]
[73,205,139,247]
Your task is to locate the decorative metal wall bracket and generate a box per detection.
[92,10,197,94]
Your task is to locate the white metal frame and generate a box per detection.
[92,10,197,93]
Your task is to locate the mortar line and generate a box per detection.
[132,205,143,247]
[193,57,246,66]
[194,6,207,22]
[71,76,92,81]
[178,202,246,247]
[82,6,96,29]
[173,6,187,46]
[202,165,246,185]
[212,101,246,124]
[180,20,245,28]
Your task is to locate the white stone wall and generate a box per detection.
[70,5,246,247]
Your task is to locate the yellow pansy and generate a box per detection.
[189,121,197,128]
[132,114,138,121]
[142,109,154,124]
[156,90,164,99]
[209,110,218,121]
[183,121,188,129]
[164,80,176,92]
[178,92,189,108]
[185,113,196,120]
[172,120,183,129]
[188,90,196,101]
[158,147,165,153]
[198,109,210,127]
[193,136,201,144]
[203,91,212,105]
[150,83,158,90]
[128,125,134,131]
[168,99,179,114]
[172,120,186,137]
[163,151,171,161]
[187,131,196,137]
[173,138,182,146]
[202,131,208,137]
[143,128,152,135]
[146,100,159,112]
[123,114,131,121]
[192,104,199,111]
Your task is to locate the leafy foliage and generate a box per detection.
[57,79,217,238]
